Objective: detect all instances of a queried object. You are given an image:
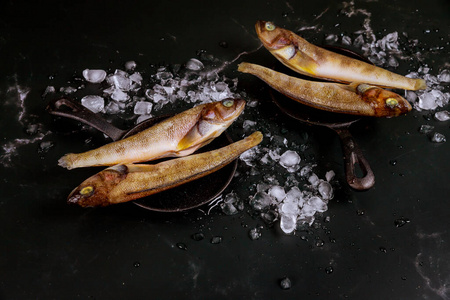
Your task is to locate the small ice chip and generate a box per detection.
[105,101,120,115]
[325,170,335,182]
[81,95,104,113]
[136,114,152,124]
[279,150,301,172]
[431,132,446,143]
[185,58,204,71]
[243,120,257,131]
[248,228,262,240]
[134,101,153,115]
[107,73,131,91]
[125,61,137,71]
[280,214,297,234]
[82,69,107,83]
[437,69,450,83]
[434,111,450,121]
[418,124,434,134]
[318,181,334,200]
[405,90,418,103]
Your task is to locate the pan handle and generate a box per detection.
[46,98,125,141]
[334,128,375,190]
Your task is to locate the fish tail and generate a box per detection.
[58,153,75,170]
[414,78,427,90]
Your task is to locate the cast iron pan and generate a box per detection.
[269,45,375,190]
[47,98,238,212]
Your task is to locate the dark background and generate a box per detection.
[1,0,449,299]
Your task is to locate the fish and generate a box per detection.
[238,62,412,117]
[67,131,263,207]
[255,20,427,91]
[58,99,245,169]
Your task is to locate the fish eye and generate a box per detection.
[385,98,399,108]
[80,186,94,196]
[265,22,276,31]
[222,99,234,107]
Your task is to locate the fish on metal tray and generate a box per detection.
[238,62,411,117]
[67,131,263,207]
[58,99,245,169]
[256,20,426,91]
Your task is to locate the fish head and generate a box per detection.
[199,98,245,129]
[67,165,129,207]
[357,84,412,117]
[255,21,292,50]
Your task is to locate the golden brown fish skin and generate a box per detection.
[255,21,427,91]
[58,99,245,169]
[238,62,411,117]
[67,131,264,207]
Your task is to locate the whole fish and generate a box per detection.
[67,131,263,207]
[58,99,245,169]
[238,62,411,117]
[256,20,426,91]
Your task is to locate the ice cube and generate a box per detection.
[438,69,450,83]
[185,58,204,71]
[417,92,438,110]
[81,95,104,113]
[342,35,352,46]
[134,101,153,115]
[405,90,418,103]
[129,72,143,84]
[249,192,272,211]
[281,199,300,215]
[431,132,446,143]
[285,187,302,203]
[125,61,137,71]
[107,73,131,91]
[308,173,320,187]
[325,170,335,182]
[280,214,297,234]
[110,89,130,102]
[105,101,120,114]
[240,147,258,166]
[268,185,286,202]
[82,69,107,83]
[434,111,450,121]
[279,150,301,172]
[318,181,334,200]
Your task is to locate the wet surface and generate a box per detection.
[1,0,450,299]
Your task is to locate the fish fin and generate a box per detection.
[276,50,320,75]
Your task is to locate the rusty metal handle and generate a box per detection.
[334,128,375,190]
[46,98,125,141]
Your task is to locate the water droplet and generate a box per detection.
[315,240,325,247]
[379,247,387,253]
[279,277,292,289]
[282,12,289,17]
[133,261,140,268]
[191,233,204,241]
[325,266,334,274]
[401,276,407,280]
[389,159,397,166]
[176,242,187,250]
[357,210,365,216]
[210,236,223,244]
